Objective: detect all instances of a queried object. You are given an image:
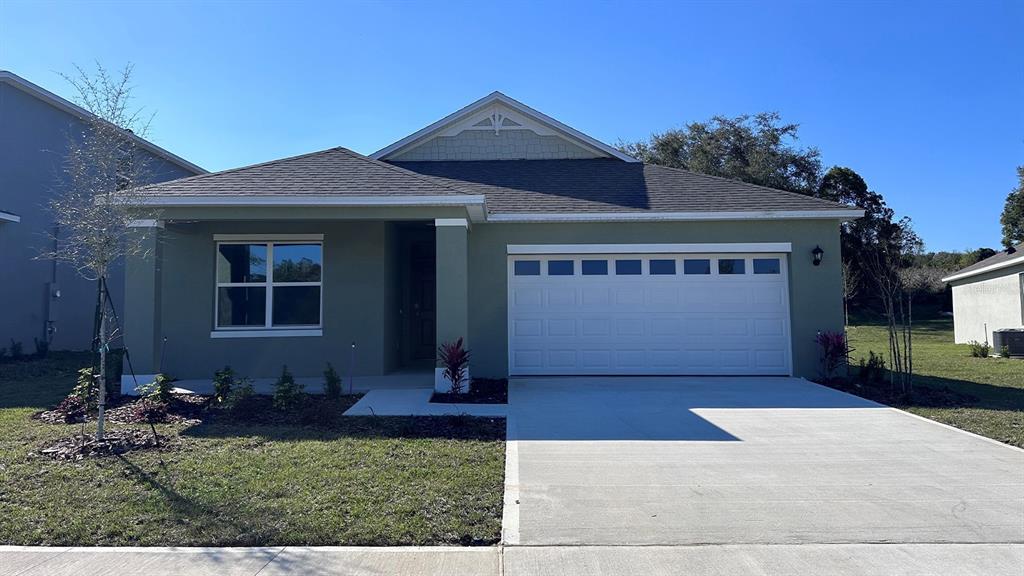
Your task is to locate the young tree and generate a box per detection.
[1000,166,1024,250]
[42,63,156,441]
[618,112,823,195]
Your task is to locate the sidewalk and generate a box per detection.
[4,544,1022,576]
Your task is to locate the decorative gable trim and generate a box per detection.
[371,91,639,163]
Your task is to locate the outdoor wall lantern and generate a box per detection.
[812,245,824,266]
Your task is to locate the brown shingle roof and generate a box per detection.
[135,147,474,197]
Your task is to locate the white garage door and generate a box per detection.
[508,250,792,376]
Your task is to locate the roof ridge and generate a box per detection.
[646,163,855,210]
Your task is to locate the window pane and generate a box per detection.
[683,259,711,275]
[548,260,574,276]
[718,258,746,275]
[273,244,322,282]
[582,260,608,275]
[217,287,266,327]
[218,244,267,283]
[649,259,676,275]
[514,260,540,276]
[615,259,642,275]
[753,258,781,274]
[272,286,321,326]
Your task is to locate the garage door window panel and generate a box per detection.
[718,258,746,275]
[684,259,712,275]
[615,259,642,275]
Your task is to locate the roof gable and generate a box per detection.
[371,92,638,163]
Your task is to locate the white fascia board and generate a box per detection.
[0,71,206,175]
[488,209,865,223]
[508,243,793,255]
[942,256,1024,283]
[128,219,164,228]
[370,91,638,163]
[0,210,21,223]
[435,218,469,227]
[129,195,486,207]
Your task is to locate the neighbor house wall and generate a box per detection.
[950,263,1024,344]
[152,220,394,382]
[466,219,845,380]
[0,80,196,352]
[389,129,600,161]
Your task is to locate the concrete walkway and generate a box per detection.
[343,388,507,417]
[4,544,1022,575]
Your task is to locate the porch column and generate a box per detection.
[434,218,469,390]
[121,221,163,394]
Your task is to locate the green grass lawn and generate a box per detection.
[847,315,1024,448]
[0,352,505,546]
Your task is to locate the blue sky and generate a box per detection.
[2,0,1021,251]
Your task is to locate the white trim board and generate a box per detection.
[489,209,864,222]
[508,243,793,255]
[435,218,469,228]
[210,329,322,339]
[942,255,1024,283]
[0,211,21,223]
[370,91,639,163]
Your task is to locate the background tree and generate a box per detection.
[619,112,823,194]
[1000,166,1024,250]
[43,63,156,441]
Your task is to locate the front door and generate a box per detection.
[409,239,436,361]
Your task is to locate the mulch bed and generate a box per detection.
[821,377,978,408]
[36,428,175,461]
[431,378,508,405]
[35,393,210,426]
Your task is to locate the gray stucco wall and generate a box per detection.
[466,219,845,380]
[0,80,197,352]
[389,129,600,161]
[950,263,1024,344]
[137,216,844,382]
[152,220,394,381]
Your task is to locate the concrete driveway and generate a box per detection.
[504,377,1024,548]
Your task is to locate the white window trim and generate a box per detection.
[212,238,324,338]
[507,242,793,255]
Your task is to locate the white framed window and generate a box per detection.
[213,235,323,337]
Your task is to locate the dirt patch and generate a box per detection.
[36,428,175,461]
[431,378,508,405]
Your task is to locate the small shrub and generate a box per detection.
[969,341,991,358]
[213,366,236,403]
[1000,345,1010,358]
[138,374,175,404]
[129,397,169,423]
[70,367,99,409]
[438,337,471,395]
[857,352,886,385]
[223,377,255,411]
[8,339,23,360]
[33,337,49,358]
[323,362,342,400]
[273,365,304,411]
[816,331,847,380]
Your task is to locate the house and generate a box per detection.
[0,71,204,352]
[942,244,1024,344]
[120,92,862,393]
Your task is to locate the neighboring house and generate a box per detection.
[120,92,861,393]
[0,71,204,352]
[942,244,1024,344]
